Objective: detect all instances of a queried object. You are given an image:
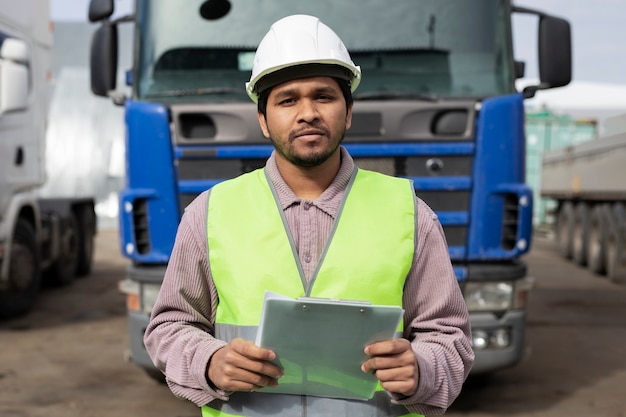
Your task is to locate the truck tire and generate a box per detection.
[572,202,590,266]
[607,203,626,283]
[556,201,574,259]
[0,219,41,318]
[45,211,80,286]
[75,204,96,277]
[586,204,609,275]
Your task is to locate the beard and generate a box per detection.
[270,126,345,168]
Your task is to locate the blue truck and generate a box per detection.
[88,0,571,380]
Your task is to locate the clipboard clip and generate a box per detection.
[297,297,372,312]
[297,296,371,305]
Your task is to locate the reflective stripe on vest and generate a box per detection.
[205,167,423,417]
[201,392,421,417]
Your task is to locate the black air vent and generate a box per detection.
[346,112,382,136]
[501,194,519,251]
[432,110,467,135]
[179,113,217,139]
[133,199,151,255]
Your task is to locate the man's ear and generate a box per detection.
[257,112,270,138]
[345,103,353,130]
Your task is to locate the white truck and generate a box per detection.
[541,113,626,282]
[0,0,96,318]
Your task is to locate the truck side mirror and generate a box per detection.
[514,60,525,79]
[538,16,572,89]
[89,0,114,22]
[0,38,30,114]
[90,21,118,97]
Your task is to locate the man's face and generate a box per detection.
[257,76,352,168]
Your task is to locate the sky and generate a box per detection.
[511,0,626,86]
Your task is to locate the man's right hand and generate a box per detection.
[207,338,283,392]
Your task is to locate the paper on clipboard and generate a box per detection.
[255,291,404,400]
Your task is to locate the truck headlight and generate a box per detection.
[464,277,535,312]
[472,328,512,350]
[118,280,161,314]
[464,281,513,312]
[141,283,162,314]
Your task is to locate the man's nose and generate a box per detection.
[297,99,320,123]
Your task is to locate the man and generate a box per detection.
[144,14,474,417]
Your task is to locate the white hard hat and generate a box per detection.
[246,14,362,103]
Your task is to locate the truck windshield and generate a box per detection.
[135,0,514,102]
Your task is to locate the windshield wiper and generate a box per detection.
[145,87,244,98]
[353,91,438,102]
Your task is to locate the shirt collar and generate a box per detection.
[265,146,355,218]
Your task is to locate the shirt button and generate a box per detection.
[303,202,311,210]
[304,253,312,263]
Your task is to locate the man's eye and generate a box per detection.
[278,98,295,105]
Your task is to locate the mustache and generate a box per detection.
[289,125,329,141]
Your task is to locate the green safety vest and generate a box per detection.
[202,167,424,417]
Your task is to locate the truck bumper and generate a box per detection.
[125,309,528,376]
[122,264,530,376]
[468,309,526,374]
[119,264,167,373]
[127,309,157,372]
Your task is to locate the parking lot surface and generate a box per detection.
[1,229,625,417]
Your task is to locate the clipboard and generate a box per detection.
[254,292,404,400]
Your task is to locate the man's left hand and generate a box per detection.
[361,338,418,397]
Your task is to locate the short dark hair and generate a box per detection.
[257,77,353,117]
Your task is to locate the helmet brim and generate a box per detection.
[246,62,361,104]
